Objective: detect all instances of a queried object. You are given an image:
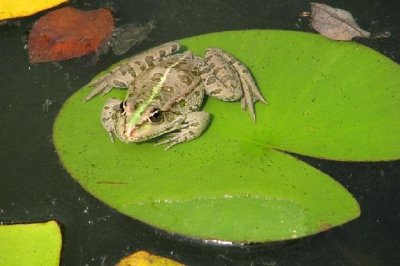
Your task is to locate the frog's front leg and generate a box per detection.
[156,111,210,149]
[100,98,122,142]
[85,42,181,101]
[199,48,266,121]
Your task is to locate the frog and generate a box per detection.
[85,42,266,149]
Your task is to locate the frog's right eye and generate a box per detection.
[119,102,125,112]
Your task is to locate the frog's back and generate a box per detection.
[127,54,204,114]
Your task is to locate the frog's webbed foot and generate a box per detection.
[84,42,181,102]
[200,48,267,122]
[156,111,210,149]
[100,98,122,142]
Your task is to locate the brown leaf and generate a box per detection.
[310,2,370,41]
[28,7,114,63]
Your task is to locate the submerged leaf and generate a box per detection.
[111,21,156,56]
[117,251,184,266]
[310,2,371,41]
[0,221,62,265]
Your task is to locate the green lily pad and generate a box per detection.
[54,30,400,242]
[0,221,62,265]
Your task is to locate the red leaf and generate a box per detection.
[28,7,114,63]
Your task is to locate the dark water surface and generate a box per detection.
[1,0,399,265]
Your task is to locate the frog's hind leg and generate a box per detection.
[85,42,181,102]
[156,111,210,149]
[201,48,267,122]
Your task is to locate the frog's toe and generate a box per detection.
[84,77,112,102]
[155,133,183,150]
[100,98,121,137]
[240,78,268,122]
[156,111,210,149]
[85,72,130,102]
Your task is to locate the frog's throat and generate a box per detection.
[126,55,188,135]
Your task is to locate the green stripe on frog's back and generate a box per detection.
[127,54,189,127]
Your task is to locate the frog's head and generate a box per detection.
[116,99,185,142]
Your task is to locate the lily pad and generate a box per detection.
[0,221,62,265]
[54,30,400,242]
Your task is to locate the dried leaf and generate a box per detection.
[117,251,184,266]
[110,21,156,56]
[310,2,370,41]
[28,7,114,63]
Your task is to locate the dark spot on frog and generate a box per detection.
[161,86,174,93]
[178,74,192,85]
[171,44,178,52]
[177,99,187,108]
[153,95,162,101]
[145,55,154,66]
[199,67,210,75]
[206,77,217,85]
[220,74,234,84]
[151,72,163,82]
[212,66,223,75]
[204,55,212,62]
[119,65,133,75]
[113,80,126,87]
[209,89,222,95]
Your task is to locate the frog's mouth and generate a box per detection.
[125,123,154,141]
[125,124,137,138]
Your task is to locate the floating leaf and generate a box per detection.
[117,251,184,266]
[0,221,62,265]
[28,7,114,63]
[0,0,67,20]
[310,2,371,40]
[54,30,400,242]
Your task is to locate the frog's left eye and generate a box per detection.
[147,109,163,123]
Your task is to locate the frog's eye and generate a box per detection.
[147,109,163,123]
[119,102,125,112]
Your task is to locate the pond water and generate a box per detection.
[1,0,399,265]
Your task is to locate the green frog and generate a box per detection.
[85,42,266,149]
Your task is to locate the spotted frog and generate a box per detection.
[85,42,266,149]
